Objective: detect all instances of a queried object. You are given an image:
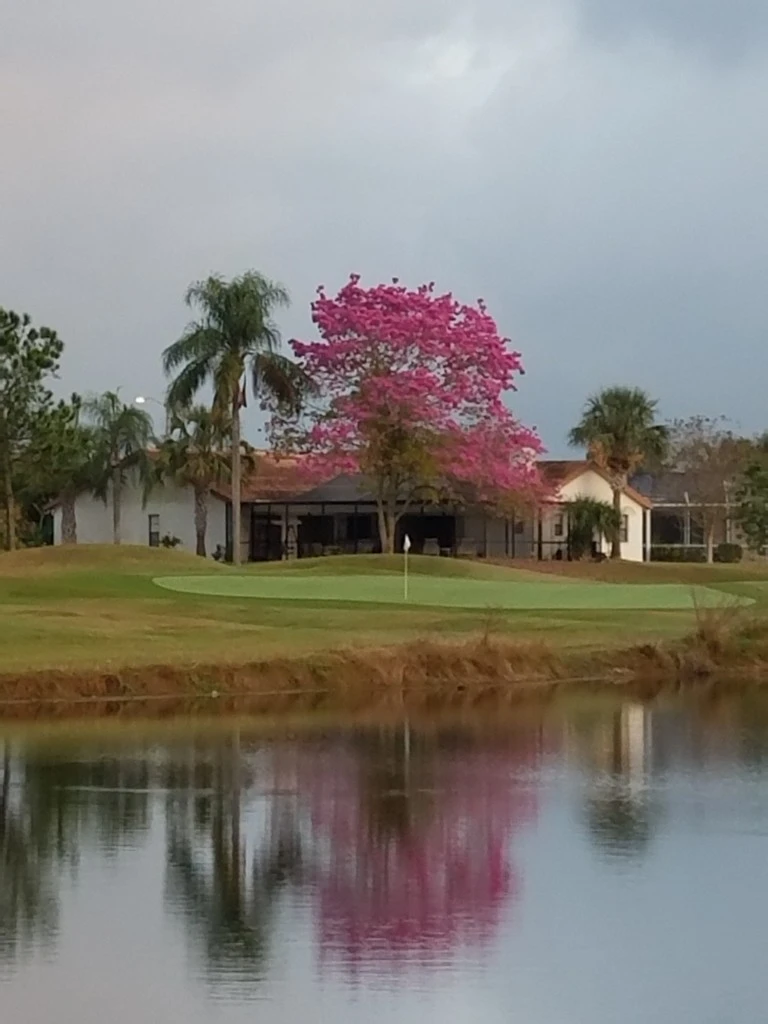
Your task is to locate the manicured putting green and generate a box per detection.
[153,574,751,611]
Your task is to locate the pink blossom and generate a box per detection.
[269,275,547,550]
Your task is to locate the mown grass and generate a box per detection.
[0,546,766,678]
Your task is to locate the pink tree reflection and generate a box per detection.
[294,730,547,973]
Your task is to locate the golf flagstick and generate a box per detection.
[403,534,411,601]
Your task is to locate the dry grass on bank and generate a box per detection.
[2,613,768,720]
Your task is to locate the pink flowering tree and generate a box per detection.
[270,276,545,553]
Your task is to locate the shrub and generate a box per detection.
[160,534,182,549]
[651,545,706,563]
[565,497,621,560]
[714,542,743,563]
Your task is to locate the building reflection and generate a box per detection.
[568,704,661,860]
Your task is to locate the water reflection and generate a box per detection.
[157,725,545,985]
[3,700,768,1022]
[0,744,152,962]
[0,746,60,960]
[571,705,663,859]
[299,727,542,974]
[164,737,303,989]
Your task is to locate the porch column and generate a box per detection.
[566,508,572,561]
[483,514,488,559]
[537,513,543,561]
[643,508,650,562]
[354,502,359,555]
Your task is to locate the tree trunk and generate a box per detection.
[61,491,77,544]
[112,467,122,545]
[377,499,397,554]
[611,480,624,560]
[2,447,14,552]
[194,486,208,557]
[231,393,242,566]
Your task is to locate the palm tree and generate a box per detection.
[565,497,622,560]
[569,387,668,559]
[83,391,155,545]
[163,272,304,566]
[158,405,231,557]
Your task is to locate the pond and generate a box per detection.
[1,697,768,1023]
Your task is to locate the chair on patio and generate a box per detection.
[423,538,440,556]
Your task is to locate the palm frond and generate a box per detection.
[81,390,155,502]
[156,403,231,491]
[570,385,668,472]
[162,326,223,375]
[166,359,214,410]
[166,271,292,420]
[251,352,315,415]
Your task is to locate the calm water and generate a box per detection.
[2,699,768,1023]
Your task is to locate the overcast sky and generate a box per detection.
[2,0,767,453]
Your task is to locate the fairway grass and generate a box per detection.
[153,573,751,611]
[0,547,767,690]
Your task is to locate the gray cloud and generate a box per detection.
[1,0,767,452]
[574,0,768,63]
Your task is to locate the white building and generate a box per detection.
[51,478,227,554]
[52,458,652,563]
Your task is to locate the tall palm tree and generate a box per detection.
[569,386,668,559]
[162,272,303,566]
[84,391,155,545]
[158,405,231,557]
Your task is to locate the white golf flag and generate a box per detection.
[403,534,412,553]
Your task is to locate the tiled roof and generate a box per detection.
[212,452,305,502]
[286,473,375,504]
[539,460,592,487]
[212,456,653,508]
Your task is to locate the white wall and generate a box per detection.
[558,469,647,562]
[52,478,226,556]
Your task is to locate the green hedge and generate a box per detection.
[651,544,743,563]
[714,543,743,563]
[651,545,707,563]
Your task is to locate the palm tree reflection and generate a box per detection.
[0,743,152,962]
[164,737,303,989]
